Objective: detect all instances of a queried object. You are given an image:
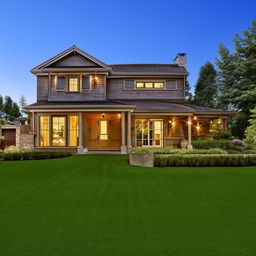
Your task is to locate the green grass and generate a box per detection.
[0,155,256,256]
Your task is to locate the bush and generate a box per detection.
[155,154,256,167]
[130,147,227,154]
[192,139,244,151]
[212,130,232,140]
[0,151,72,161]
[230,139,245,147]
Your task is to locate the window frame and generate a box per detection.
[52,116,67,147]
[67,77,80,92]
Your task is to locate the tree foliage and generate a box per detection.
[19,95,27,110]
[2,96,21,121]
[216,20,256,137]
[245,109,256,149]
[185,79,193,103]
[194,62,217,107]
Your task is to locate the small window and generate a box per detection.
[136,82,144,88]
[68,78,79,92]
[154,82,164,88]
[145,82,153,88]
[135,81,165,89]
[100,120,108,140]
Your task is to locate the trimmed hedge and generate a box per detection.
[0,151,72,161]
[131,146,227,154]
[192,139,244,151]
[155,154,256,167]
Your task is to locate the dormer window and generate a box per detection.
[68,78,79,92]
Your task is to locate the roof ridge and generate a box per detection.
[109,63,179,66]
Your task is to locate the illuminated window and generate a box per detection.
[135,82,164,89]
[68,78,79,92]
[52,117,66,146]
[145,82,153,88]
[40,116,50,147]
[136,82,144,88]
[154,82,164,88]
[136,119,163,147]
[69,116,78,146]
[100,120,108,140]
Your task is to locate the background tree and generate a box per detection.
[0,95,3,118]
[245,109,256,149]
[3,96,13,118]
[216,20,256,138]
[11,103,21,120]
[193,62,217,107]
[185,79,193,103]
[19,95,27,110]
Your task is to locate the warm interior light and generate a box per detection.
[118,114,121,118]
[196,126,200,130]
[187,121,191,125]
[194,116,197,120]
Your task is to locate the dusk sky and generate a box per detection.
[0,0,255,104]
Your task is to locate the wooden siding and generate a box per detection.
[37,76,49,101]
[107,78,185,100]
[49,75,106,101]
[47,53,100,68]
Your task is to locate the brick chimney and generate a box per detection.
[174,53,187,69]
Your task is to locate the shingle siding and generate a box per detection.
[37,76,49,101]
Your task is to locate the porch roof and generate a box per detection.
[24,100,234,115]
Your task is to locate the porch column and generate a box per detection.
[187,115,193,149]
[78,112,84,154]
[121,111,127,154]
[127,111,132,152]
[36,114,39,147]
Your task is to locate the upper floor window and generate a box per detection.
[135,81,164,89]
[68,78,79,92]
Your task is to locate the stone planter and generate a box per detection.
[129,153,154,167]
[181,139,188,149]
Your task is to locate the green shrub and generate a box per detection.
[155,154,256,167]
[212,130,233,140]
[0,151,72,161]
[130,147,227,154]
[192,139,244,151]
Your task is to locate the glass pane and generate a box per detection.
[40,116,49,147]
[100,134,108,140]
[154,121,162,147]
[136,82,144,88]
[52,117,66,146]
[154,82,164,88]
[100,120,107,134]
[69,78,79,91]
[69,115,78,146]
[145,82,153,88]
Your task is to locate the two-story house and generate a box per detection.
[24,45,232,153]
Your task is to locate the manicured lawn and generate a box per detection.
[0,155,256,256]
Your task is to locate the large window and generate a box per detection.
[69,115,78,146]
[100,120,108,140]
[52,117,66,146]
[68,78,79,92]
[135,81,164,89]
[39,117,50,147]
[136,120,163,147]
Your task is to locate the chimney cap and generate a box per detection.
[177,53,187,56]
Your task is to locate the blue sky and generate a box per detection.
[0,0,255,104]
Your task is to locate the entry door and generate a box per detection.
[86,116,121,150]
[1,129,16,149]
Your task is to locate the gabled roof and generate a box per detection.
[31,45,110,73]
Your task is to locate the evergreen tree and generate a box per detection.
[216,20,256,138]
[19,95,27,110]
[194,62,217,107]
[11,103,21,119]
[0,95,3,118]
[185,79,193,103]
[3,96,13,117]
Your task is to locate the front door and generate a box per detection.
[85,114,121,150]
[1,129,16,149]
